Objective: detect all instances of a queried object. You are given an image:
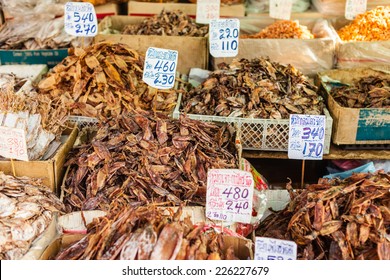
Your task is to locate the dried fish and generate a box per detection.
[241,20,314,39]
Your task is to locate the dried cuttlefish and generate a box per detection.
[62,110,238,212]
[330,76,390,108]
[38,42,178,120]
[256,171,390,260]
[182,57,324,119]
[0,172,64,260]
[55,205,240,260]
[122,9,208,37]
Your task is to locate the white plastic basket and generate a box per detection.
[173,93,333,154]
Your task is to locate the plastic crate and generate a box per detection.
[173,93,333,154]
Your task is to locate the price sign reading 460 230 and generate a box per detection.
[206,169,254,224]
[209,19,240,58]
[64,2,98,37]
[288,114,326,160]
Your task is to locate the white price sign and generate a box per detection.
[288,114,326,160]
[196,0,220,24]
[345,0,367,20]
[142,47,178,90]
[255,237,297,260]
[0,126,28,161]
[269,0,293,20]
[64,2,98,37]
[209,19,240,58]
[206,169,254,224]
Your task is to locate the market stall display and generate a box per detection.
[241,20,314,39]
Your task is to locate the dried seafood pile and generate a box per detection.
[330,76,390,108]
[241,20,314,39]
[38,42,178,120]
[122,9,208,37]
[0,172,64,260]
[63,110,238,212]
[257,171,390,260]
[55,205,240,260]
[0,74,68,160]
[182,58,324,119]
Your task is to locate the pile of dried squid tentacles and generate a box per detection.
[257,171,390,260]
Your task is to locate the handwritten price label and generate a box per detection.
[64,2,98,37]
[255,237,297,260]
[345,0,367,20]
[206,169,254,224]
[196,0,220,24]
[209,19,240,58]
[0,126,28,161]
[142,47,178,90]
[269,0,293,20]
[288,114,326,160]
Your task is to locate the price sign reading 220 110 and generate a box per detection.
[209,19,240,58]
[64,2,98,37]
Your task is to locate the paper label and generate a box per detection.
[209,19,240,58]
[255,237,297,260]
[142,47,178,90]
[345,0,367,20]
[288,114,326,160]
[206,169,254,224]
[196,0,220,24]
[0,126,28,161]
[64,2,98,37]
[269,0,293,20]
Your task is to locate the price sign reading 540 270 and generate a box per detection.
[64,2,98,37]
[209,19,240,58]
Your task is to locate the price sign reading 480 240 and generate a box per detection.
[142,47,178,90]
[209,19,240,58]
[64,2,98,37]
[206,169,254,224]
[288,114,326,160]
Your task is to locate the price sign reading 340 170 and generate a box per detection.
[64,2,98,37]
[209,19,240,58]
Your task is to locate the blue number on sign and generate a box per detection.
[163,62,169,72]
[233,28,239,38]
[231,40,238,50]
[161,74,168,85]
[219,29,224,39]
[319,127,325,140]
[154,73,160,84]
[75,24,82,33]
[154,61,163,71]
[89,13,94,22]
[226,28,231,39]
[84,24,91,35]
[82,13,89,23]
[168,75,174,85]
[303,142,317,157]
[316,143,323,156]
[169,62,175,72]
[74,12,80,22]
[302,127,311,139]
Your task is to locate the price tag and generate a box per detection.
[0,126,28,161]
[269,0,293,20]
[288,114,326,160]
[196,0,220,24]
[345,0,367,20]
[255,237,297,260]
[142,47,178,90]
[64,2,98,37]
[206,169,254,224]
[209,19,240,58]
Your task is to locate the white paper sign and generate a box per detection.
[142,47,178,90]
[206,169,254,224]
[255,237,297,260]
[196,0,220,24]
[288,114,326,160]
[209,19,240,58]
[269,0,293,20]
[0,126,28,161]
[64,2,98,37]
[345,0,367,20]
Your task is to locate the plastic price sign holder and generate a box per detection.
[255,237,297,260]
[345,0,367,20]
[206,169,254,224]
[209,19,240,58]
[0,126,28,175]
[269,0,293,20]
[142,47,178,90]
[64,2,98,37]
[196,0,220,24]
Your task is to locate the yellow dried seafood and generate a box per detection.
[241,20,314,39]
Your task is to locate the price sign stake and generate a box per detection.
[0,126,28,161]
[206,169,254,224]
[288,114,326,160]
[269,0,293,20]
[209,19,240,58]
[345,0,367,20]
[142,47,178,90]
[255,237,297,260]
[64,2,98,37]
[196,0,220,24]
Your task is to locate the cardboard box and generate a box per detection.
[0,49,68,68]
[128,1,245,18]
[0,125,78,193]
[95,16,208,74]
[318,68,390,145]
[0,64,48,82]
[95,3,120,20]
[40,233,85,260]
